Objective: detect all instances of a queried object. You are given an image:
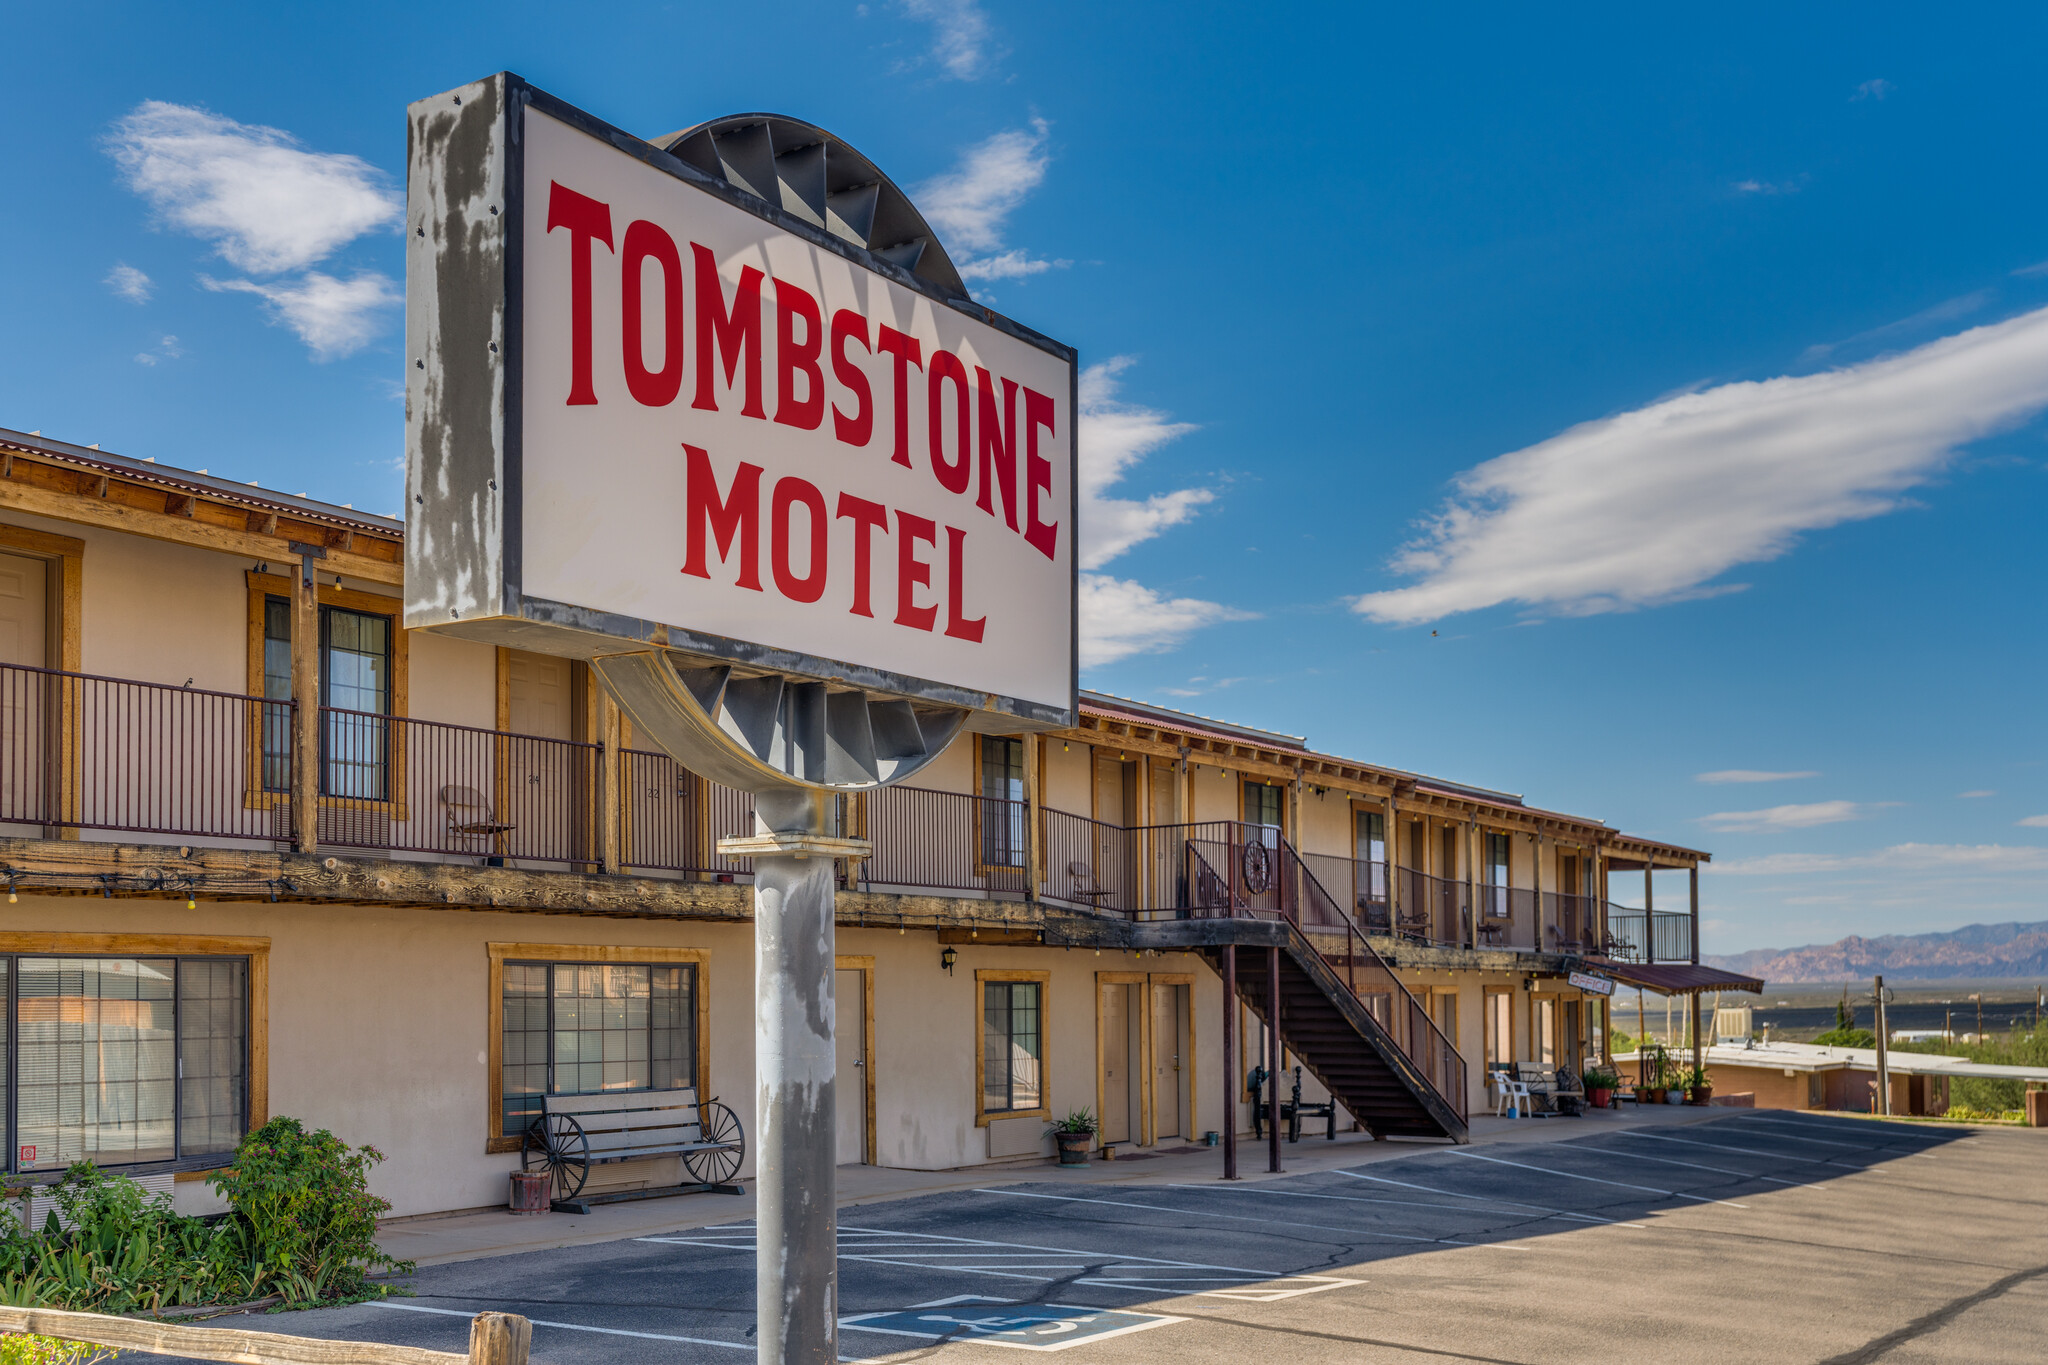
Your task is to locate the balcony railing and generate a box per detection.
[1604,905,1694,963]
[862,787,1028,897]
[1,663,288,842]
[618,748,755,879]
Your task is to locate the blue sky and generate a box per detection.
[5,3,2047,953]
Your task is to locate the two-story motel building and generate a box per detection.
[0,425,1734,1217]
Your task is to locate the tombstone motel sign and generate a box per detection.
[403,74,1077,1365]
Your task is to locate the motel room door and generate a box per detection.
[1098,975,1143,1146]
[834,965,870,1164]
[0,551,47,826]
[1149,977,1193,1144]
[505,650,575,861]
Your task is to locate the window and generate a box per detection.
[499,960,696,1138]
[1484,988,1512,1067]
[1535,997,1557,1066]
[321,607,391,800]
[260,598,292,791]
[6,954,248,1174]
[979,974,1045,1119]
[979,736,1025,868]
[1243,781,1282,845]
[1355,810,1387,902]
[1482,832,1511,919]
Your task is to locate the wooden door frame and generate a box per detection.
[1147,972,1197,1145]
[1095,971,1146,1148]
[835,955,876,1165]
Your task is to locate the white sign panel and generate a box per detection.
[1568,970,1616,996]
[406,77,1077,725]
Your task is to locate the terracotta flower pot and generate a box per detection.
[1643,1087,1665,1105]
[1054,1130,1094,1165]
[1689,1086,1713,1105]
[1588,1088,1613,1109]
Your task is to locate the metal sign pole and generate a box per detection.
[722,793,871,1365]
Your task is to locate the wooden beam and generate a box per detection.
[0,475,402,584]
[291,559,320,853]
[0,1304,485,1365]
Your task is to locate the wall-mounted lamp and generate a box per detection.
[941,946,957,974]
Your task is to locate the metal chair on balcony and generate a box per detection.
[1598,929,1637,961]
[442,784,517,860]
[1394,906,1433,943]
[1067,861,1117,910]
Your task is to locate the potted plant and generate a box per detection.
[1582,1065,1619,1109]
[1047,1109,1097,1165]
[1686,1065,1714,1105]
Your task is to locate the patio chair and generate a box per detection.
[1489,1069,1533,1119]
[1067,861,1117,909]
[441,784,517,850]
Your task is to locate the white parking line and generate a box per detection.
[978,1186,1531,1250]
[643,1222,1363,1300]
[1715,1119,1869,1148]
[1445,1149,1748,1208]
[1165,1181,1622,1225]
[1611,1130,1835,1165]
[1580,1142,1810,1186]
[1328,1168,1644,1226]
[369,1300,755,1353]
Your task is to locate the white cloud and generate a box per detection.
[2018,814,2048,828]
[898,0,995,79]
[1699,800,1870,833]
[1079,573,1254,668]
[1077,357,1209,569]
[1733,178,1803,195]
[1695,769,1819,785]
[107,101,399,275]
[916,120,1063,284]
[133,334,183,367]
[1852,79,1893,102]
[1353,303,2048,624]
[105,263,153,303]
[956,249,1070,283]
[1957,790,1996,799]
[1714,843,2048,875]
[202,272,399,360]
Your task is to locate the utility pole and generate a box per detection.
[1873,975,1890,1117]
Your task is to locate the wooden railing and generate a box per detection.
[0,1305,529,1364]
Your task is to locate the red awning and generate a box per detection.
[1578,959,1764,995]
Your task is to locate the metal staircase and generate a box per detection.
[1186,829,1468,1143]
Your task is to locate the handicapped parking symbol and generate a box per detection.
[842,1297,1186,1351]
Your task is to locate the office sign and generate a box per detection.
[1568,970,1616,996]
[405,74,1078,726]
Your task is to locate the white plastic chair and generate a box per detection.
[1490,1069,1532,1119]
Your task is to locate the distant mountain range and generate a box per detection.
[1705,920,2048,983]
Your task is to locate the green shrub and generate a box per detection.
[206,1117,412,1305]
[1811,1026,1877,1048]
[0,1335,117,1365]
[0,1116,412,1314]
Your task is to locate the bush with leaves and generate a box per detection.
[0,1116,412,1313]
[206,1116,412,1305]
[0,1335,117,1365]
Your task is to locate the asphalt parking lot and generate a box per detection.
[158,1113,2045,1364]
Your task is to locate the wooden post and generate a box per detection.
[1532,831,1544,953]
[1643,861,1654,960]
[1267,945,1282,1174]
[1465,818,1478,948]
[599,692,623,873]
[1221,943,1238,1180]
[289,544,323,854]
[1024,732,1044,902]
[1385,794,1399,930]
[469,1311,532,1365]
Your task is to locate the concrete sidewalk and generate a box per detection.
[378,1099,1737,1268]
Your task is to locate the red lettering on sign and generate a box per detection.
[620,220,683,406]
[974,368,1019,532]
[691,243,765,418]
[545,182,614,406]
[876,326,923,469]
[894,510,938,631]
[774,281,824,431]
[681,443,763,590]
[927,351,971,495]
[943,525,986,643]
[1024,386,1059,562]
[830,310,873,448]
[771,476,829,602]
[836,494,889,618]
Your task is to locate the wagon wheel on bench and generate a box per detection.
[524,1112,590,1201]
[683,1099,746,1186]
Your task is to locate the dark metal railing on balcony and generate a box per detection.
[314,707,600,867]
[1604,905,1694,963]
[862,787,1028,897]
[1543,891,1599,954]
[1395,869,1472,947]
[0,662,289,842]
[1297,852,1389,932]
[618,748,755,879]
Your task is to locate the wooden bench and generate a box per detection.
[522,1087,745,1213]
